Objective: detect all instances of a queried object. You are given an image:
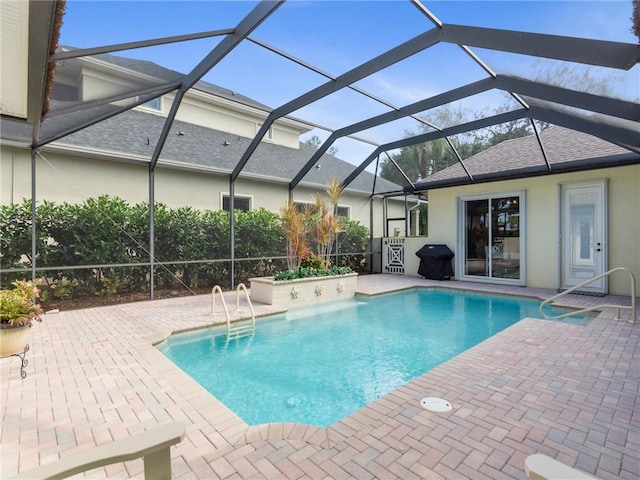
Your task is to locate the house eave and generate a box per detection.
[410,153,640,192]
[41,142,385,198]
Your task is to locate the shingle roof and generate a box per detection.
[54,109,401,195]
[417,126,638,189]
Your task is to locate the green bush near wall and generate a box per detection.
[0,196,370,295]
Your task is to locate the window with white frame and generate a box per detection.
[294,202,350,218]
[256,123,273,141]
[336,206,350,218]
[222,195,251,212]
[138,96,162,112]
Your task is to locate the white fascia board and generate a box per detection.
[43,143,152,166]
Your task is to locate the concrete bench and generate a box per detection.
[525,454,599,480]
[12,421,186,480]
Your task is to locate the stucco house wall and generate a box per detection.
[423,165,639,296]
[1,144,401,239]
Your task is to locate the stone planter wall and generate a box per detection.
[249,273,358,309]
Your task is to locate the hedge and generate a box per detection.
[1,196,371,297]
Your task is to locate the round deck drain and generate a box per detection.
[420,397,452,413]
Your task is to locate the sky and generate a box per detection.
[58,0,639,168]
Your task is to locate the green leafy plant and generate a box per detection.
[273,266,352,281]
[49,278,79,300]
[0,280,44,328]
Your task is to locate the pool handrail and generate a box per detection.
[539,267,637,323]
[235,282,256,331]
[211,284,231,320]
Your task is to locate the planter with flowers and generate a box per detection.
[250,179,358,308]
[0,279,43,378]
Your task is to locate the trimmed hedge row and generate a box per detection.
[1,196,371,297]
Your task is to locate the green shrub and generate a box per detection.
[273,266,352,281]
[1,196,370,298]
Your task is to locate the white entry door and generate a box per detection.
[561,182,607,293]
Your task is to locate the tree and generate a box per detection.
[304,135,338,156]
[379,137,458,185]
[631,0,639,41]
[379,105,481,185]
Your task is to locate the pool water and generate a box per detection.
[157,288,589,427]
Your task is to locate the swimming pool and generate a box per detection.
[157,288,589,427]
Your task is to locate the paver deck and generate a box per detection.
[1,275,638,479]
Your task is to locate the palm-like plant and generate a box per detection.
[308,178,344,267]
[280,199,308,270]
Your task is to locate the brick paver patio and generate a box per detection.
[1,275,638,479]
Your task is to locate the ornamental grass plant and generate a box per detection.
[278,179,352,279]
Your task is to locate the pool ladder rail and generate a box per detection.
[540,267,637,323]
[211,283,256,340]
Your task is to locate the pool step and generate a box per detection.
[227,322,255,339]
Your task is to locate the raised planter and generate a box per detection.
[0,326,29,357]
[0,325,30,378]
[249,272,358,309]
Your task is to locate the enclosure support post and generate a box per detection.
[149,170,155,299]
[229,177,235,290]
[30,149,37,283]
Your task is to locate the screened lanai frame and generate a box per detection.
[5,0,640,296]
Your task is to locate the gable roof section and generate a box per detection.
[50,108,401,195]
[83,48,272,111]
[413,126,640,191]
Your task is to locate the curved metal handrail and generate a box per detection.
[540,267,637,323]
[235,282,256,327]
[211,285,231,322]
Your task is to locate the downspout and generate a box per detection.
[383,197,388,238]
[407,198,422,236]
[404,195,408,236]
[369,197,374,274]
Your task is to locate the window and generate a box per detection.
[139,96,161,112]
[294,202,349,218]
[256,123,273,141]
[458,191,525,285]
[222,195,251,212]
[336,206,350,218]
[293,202,309,213]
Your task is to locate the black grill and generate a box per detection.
[415,244,454,280]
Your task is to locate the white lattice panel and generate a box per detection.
[384,237,405,274]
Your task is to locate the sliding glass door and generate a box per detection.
[459,192,525,285]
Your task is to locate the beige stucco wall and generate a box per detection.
[1,145,402,239]
[172,93,302,149]
[424,165,640,296]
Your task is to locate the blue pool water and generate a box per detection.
[157,288,589,427]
